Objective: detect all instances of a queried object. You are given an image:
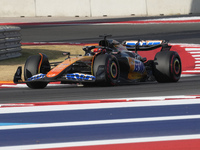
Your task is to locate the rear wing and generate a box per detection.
[122,40,171,52]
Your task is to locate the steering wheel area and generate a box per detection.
[83,34,114,56]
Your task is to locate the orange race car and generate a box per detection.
[14,35,182,89]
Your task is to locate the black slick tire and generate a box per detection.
[153,51,181,83]
[24,54,50,89]
[93,54,120,86]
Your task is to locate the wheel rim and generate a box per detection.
[174,58,181,75]
[110,61,118,79]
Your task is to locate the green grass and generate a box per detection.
[0,45,84,81]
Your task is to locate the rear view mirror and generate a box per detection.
[63,52,70,58]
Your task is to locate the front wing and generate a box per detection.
[14,66,96,84]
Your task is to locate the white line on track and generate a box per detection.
[1,114,200,130]
[1,84,27,88]
[0,97,200,114]
[0,84,72,88]
[170,43,200,47]
[146,16,200,21]
[1,134,200,150]
[183,70,200,72]
[192,55,200,57]
[189,52,200,54]
[185,48,200,51]
[181,74,199,77]
[126,95,199,100]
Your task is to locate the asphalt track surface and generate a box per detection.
[21,23,200,44]
[20,16,200,44]
[1,76,200,104]
[1,17,200,103]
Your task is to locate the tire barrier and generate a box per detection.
[0,26,21,60]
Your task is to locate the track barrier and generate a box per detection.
[0,0,200,17]
[0,26,21,60]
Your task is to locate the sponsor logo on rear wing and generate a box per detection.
[123,40,163,46]
[122,40,171,51]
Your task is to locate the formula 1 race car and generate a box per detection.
[14,35,182,89]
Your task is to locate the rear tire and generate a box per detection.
[92,54,120,86]
[24,54,50,89]
[153,51,181,83]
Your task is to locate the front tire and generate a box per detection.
[24,53,50,89]
[93,54,120,86]
[153,51,181,83]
